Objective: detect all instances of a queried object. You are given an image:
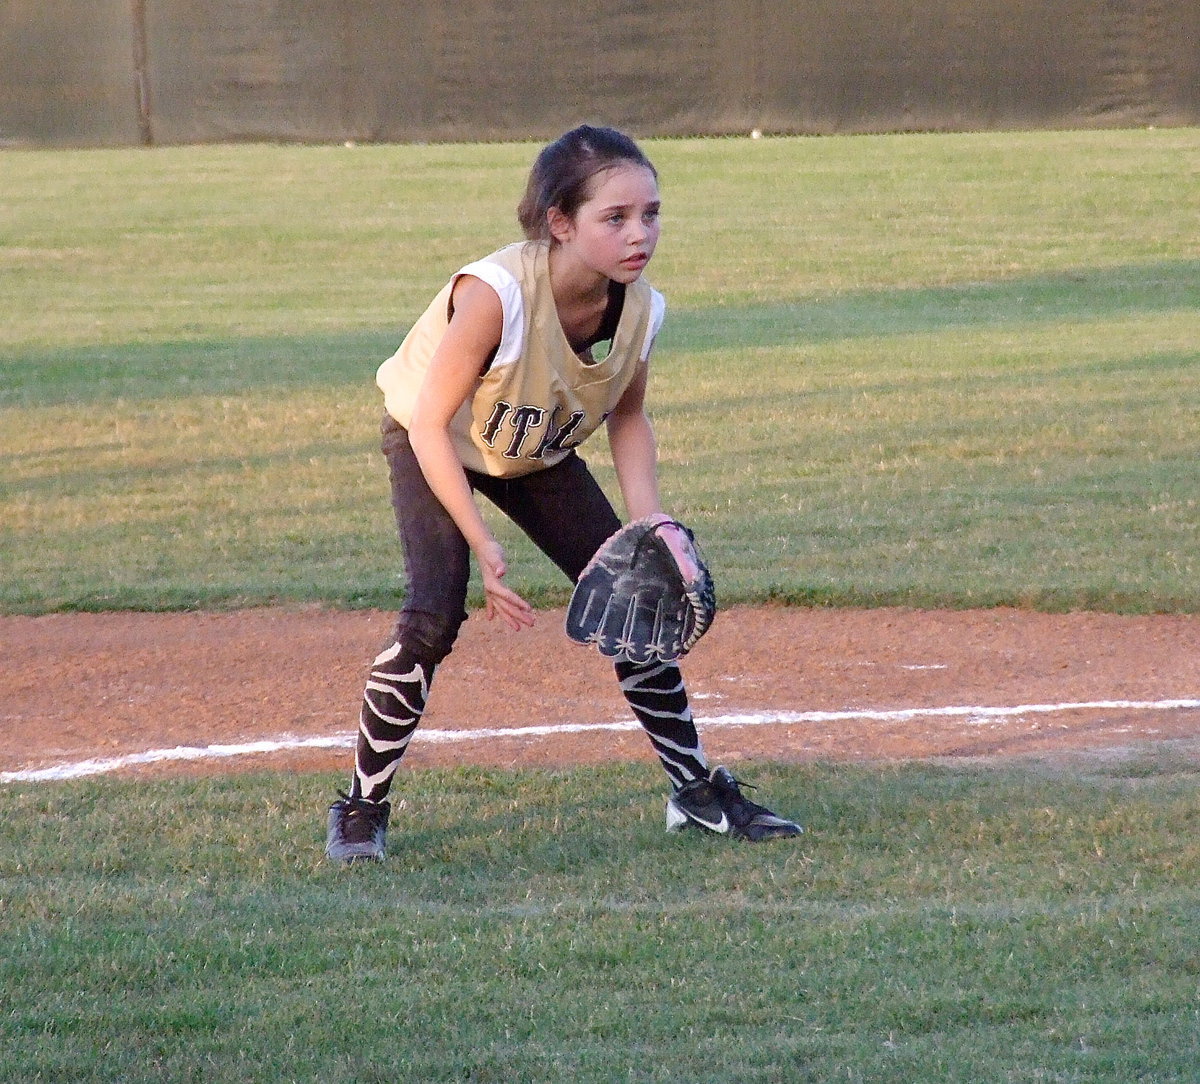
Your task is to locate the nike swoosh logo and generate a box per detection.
[691,812,730,833]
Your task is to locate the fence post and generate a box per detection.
[130,0,153,145]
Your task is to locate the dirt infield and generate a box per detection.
[2,606,1199,781]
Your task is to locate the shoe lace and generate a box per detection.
[335,791,386,840]
[712,771,770,820]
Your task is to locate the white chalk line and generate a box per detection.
[3,697,1198,784]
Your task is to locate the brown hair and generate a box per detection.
[517,125,657,242]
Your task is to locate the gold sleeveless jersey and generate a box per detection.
[376,240,665,478]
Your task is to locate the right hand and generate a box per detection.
[476,538,535,631]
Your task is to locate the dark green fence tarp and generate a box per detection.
[1,0,142,146]
[3,0,1198,147]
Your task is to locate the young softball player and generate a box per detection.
[326,125,801,861]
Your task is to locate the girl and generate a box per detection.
[325,125,801,861]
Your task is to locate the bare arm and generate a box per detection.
[407,275,535,630]
[605,360,665,521]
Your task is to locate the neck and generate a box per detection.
[548,245,609,308]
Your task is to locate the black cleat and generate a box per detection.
[325,792,390,863]
[666,766,803,841]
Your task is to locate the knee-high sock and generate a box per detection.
[351,640,433,802]
[616,659,708,788]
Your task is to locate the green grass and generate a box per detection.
[2,128,1198,613]
[2,755,1199,1083]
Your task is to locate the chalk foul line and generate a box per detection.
[2,698,1198,784]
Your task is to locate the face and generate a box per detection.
[550,164,661,283]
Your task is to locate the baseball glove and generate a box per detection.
[566,515,716,665]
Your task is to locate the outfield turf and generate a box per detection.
[2,128,1197,613]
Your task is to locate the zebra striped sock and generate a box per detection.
[352,641,433,802]
[616,659,708,789]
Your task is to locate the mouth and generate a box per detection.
[621,253,649,270]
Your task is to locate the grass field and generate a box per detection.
[2,129,1199,1082]
[2,128,1198,613]
[3,756,1200,1083]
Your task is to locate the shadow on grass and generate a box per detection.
[661,259,1200,352]
[0,330,398,407]
[2,261,1196,407]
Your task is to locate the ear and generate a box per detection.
[546,206,574,244]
